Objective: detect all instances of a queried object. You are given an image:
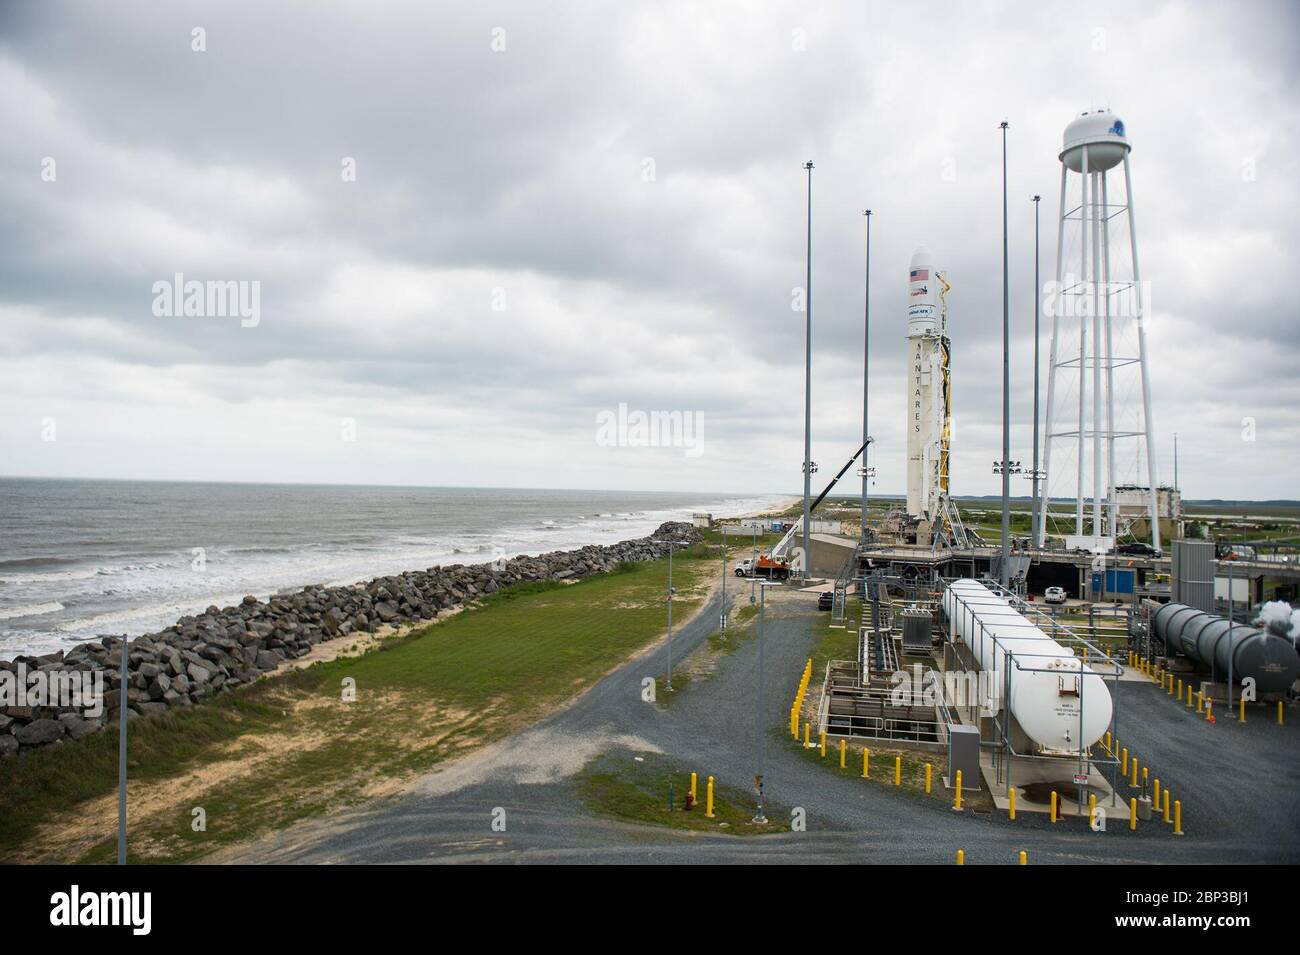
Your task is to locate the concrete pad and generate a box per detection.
[981,749,1123,817]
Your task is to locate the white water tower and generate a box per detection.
[1038,108,1161,552]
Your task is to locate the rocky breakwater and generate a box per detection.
[0,521,701,757]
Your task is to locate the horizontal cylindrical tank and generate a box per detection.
[940,579,1112,752]
[1152,603,1299,695]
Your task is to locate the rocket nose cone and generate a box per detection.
[910,244,934,270]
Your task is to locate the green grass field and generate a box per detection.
[0,539,722,863]
[578,750,787,835]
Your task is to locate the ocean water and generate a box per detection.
[0,479,783,660]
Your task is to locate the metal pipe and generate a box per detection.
[1077,145,1089,537]
[1091,168,1103,538]
[1101,171,1118,539]
[1123,155,1162,551]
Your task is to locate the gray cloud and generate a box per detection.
[1,0,1298,497]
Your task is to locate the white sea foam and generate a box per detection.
[1,489,788,657]
[0,601,65,621]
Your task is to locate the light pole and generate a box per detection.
[861,208,873,541]
[995,458,1024,586]
[754,579,771,824]
[117,635,128,864]
[801,160,814,580]
[999,121,1011,587]
[1028,194,1044,549]
[720,531,727,634]
[665,540,676,691]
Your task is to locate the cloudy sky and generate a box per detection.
[2,0,1297,500]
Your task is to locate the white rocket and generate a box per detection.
[905,245,952,528]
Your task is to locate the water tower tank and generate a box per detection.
[1060,108,1130,173]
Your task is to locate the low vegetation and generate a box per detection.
[0,540,721,863]
[578,750,786,835]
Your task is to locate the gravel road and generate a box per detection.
[224,582,1300,864]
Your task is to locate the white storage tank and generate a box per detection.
[940,579,1112,752]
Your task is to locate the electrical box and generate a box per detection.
[945,724,981,790]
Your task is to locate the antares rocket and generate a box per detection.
[905,245,953,540]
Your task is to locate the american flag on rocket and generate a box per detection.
[910,268,929,281]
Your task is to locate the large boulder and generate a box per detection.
[14,718,65,746]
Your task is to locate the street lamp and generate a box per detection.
[754,578,775,824]
[801,160,814,580]
[1029,193,1043,547]
[719,531,728,635]
[665,540,677,691]
[994,459,1024,573]
[861,208,872,542]
[999,120,1011,588]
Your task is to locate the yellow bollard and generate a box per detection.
[1163,789,1171,824]
[925,762,932,794]
[1167,673,1174,696]
[690,772,697,800]
[804,722,810,748]
[1205,699,1213,722]
[1279,700,1285,726]
[1186,684,1194,709]
[956,849,965,866]
[1153,777,1160,806]
[705,776,715,818]
[953,769,963,811]
[820,730,826,757]
[839,738,846,769]
[1177,678,1183,699]
[1104,731,1112,754]
[862,747,870,778]
[1131,757,1139,787]
[1239,697,1246,723]
[1143,767,1149,791]
[894,756,902,786]
[1088,792,1097,829]
[1008,785,1016,820]
[1197,690,1204,714]
[1130,797,1138,830]
[1019,850,1027,865]
[1050,790,1058,824]
[1174,800,1183,836]
[1121,747,1128,775]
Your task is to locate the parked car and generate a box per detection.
[817,591,834,611]
[1115,541,1160,557]
[1044,586,1067,605]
